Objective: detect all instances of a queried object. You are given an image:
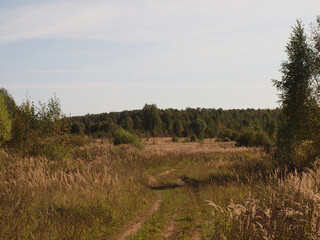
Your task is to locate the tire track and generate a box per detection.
[118,169,176,240]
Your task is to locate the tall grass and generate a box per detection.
[2,139,319,239]
[205,166,320,239]
[0,145,153,239]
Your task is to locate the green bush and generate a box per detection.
[113,128,143,148]
[222,137,231,142]
[222,129,239,141]
[236,130,272,149]
[190,135,197,142]
[7,96,71,159]
[198,132,205,141]
[236,130,255,146]
[172,136,179,142]
[254,130,272,149]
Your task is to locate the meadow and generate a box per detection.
[1,138,319,239]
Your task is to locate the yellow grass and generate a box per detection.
[1,138,319,239]
[143,137,249,155]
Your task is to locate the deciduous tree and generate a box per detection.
[273,20,319,170]
[0,95,12,146]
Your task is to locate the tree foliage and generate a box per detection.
[71,107,280,142]
[0,95,12,145]
[113,128,143,148]
[273,19,320,170]
[142,104,162,136]
[0,88,17,118]
[7,94,71,159]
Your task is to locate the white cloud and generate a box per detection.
[3,0,319,114]
[1,0,319,45]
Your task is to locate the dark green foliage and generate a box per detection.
[236,130,255,147]
[172,136,179,142]
[70,106,280,142]
[134,115,142,130]
[173,119,184,137]
[162,109,173,134]
[222,137,231,142]
[70,122,85,135]
[190,135,197,142]
[113,128,143,148]
[273,19,320,170]
[236,130,272,148]
[221,129,239,141]
[191,118,207,138]
[142,104,162,136]
[265,118,278,141]
[254,130,272,149]
[7,94,71,159]
[0,88,17,118]
[121,115,134,131]
[198,132,205,141]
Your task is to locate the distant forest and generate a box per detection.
[70,104,280,142]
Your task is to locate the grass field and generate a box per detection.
[1,138,320,239]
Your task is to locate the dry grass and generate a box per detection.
[1,137,318,239]
[0,145,153,239]
[0,138,250,239]
[143,137,248,155]
[205,167,320,239]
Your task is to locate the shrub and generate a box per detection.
[222,129,239,141]
[190,135,197,142]
[8,96,71,159]
[236,130,255,146]
[254,130,272,149]
[198,132,205,141]
[222,137,231,142]
[172,136,179,142]
[113,128,143,148]
[236,130,272,149]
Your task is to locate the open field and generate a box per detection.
[1,6,319,240]
[143,137,248,155]
[1,138,320,239]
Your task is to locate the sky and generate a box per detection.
[0,0,320,116]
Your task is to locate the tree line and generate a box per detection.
[0,85,281,156]
[70,105,280,144]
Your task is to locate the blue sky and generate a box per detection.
[1,0,319,116]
